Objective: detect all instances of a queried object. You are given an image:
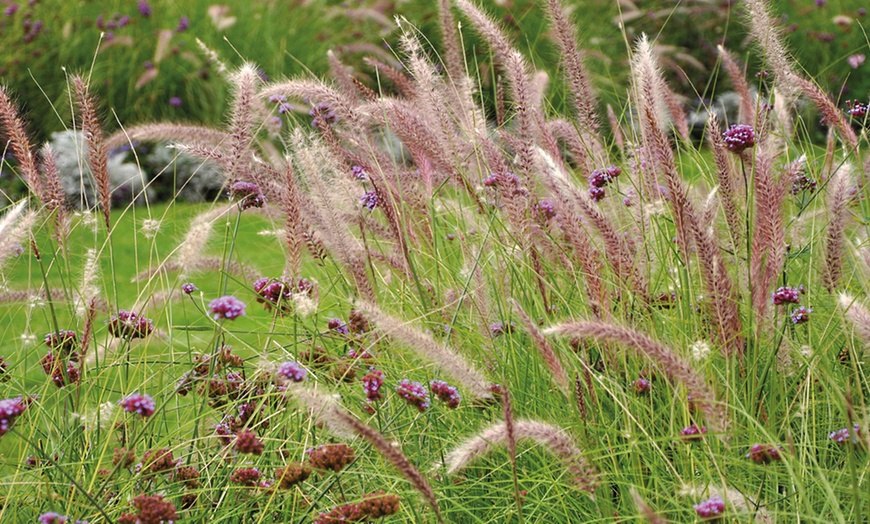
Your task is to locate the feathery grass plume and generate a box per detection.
[355,299,492,400]
[282,382,355,439]
[545,0,599,136]
[0,201,36,270]
[706,113,743,250]
[261,79,365,131]
[39,147,70,245]
[280,160,304,279]
[717,46,755,126]
[838,293,870,353]
[787,74,860,162]
[631,489,670,524]
[0,86,43,199]
[104,123,228,152]
[132,256,259,284]
[443,419,599,494]
[455,0,539,176]
[196,38,229,77]
[510,299,570,394]
[544,321,729,433]
[438,0,464,81]
[661,84,690,143]
[175,207,227,279]
[497,385,525,519]
[574,373,588,422]
[72,76,111,230]
[606,104,625,154]
[327,50,361,100]
[823,166,853,292]
[363,57,417,98]
[225,63,261,185]
[79,248,101,316]
[331,409,444,523]
[749,139,789,322]
[742,0,797,97]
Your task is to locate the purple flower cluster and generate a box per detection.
[430,379,461,409]
[230,467,262,486]
[253,276,315,313]
[362,368,384,402]
[107,310,155,339]
[229,181,266,210]
[482,171,520,188]
[588,166,622,202]
[722,124,755,153]
[680,424,707,441]
[771,285,802,305]
[790,173,817,195]
[137,0,151,17]
[327,318,350,335]
[44,330,77,353]
[489,321,516,337]
[693,495,725,520]
[277,361,307,382]
[209,296,246,321]
[746,443,782,464]
[790,306,812,324]
[396,379,429,412]
[535,198,557,221]
[169,96,182,107]
[829,424,862,445]
[360,190,379,210]
[0,397,27,436]
[119,393,155,417]
[846,100,868,121]
[632,378,651,395]
[352,165,367,180]
[310,102,337,127]
[181,282,197,294]
[176,15,189,32]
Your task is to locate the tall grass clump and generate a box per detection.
[1,0,869,522]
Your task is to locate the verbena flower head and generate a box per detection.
[693,495,725,520]
[118,393,156,417]
[829,424,863,445]
[430,379,461,409]
[169,96,182,107]
[176,15,189,32]
[209,296,246,321]
[181,282,197,294]
[396,379,429,412]
[352,165,367,180]
[136,1,151,17]
[680,424,707,441]
[37,513,72,524]
[360,190,379,210]
[489,321,515,337]
[229,181,266,210]
[746,443,782,464]
[253,276,316,313]
[117,494,177,524]
[722,124,756,153]
[771,286,802,305]
[275,462,311,489]
[632,378,651,395]
[107,310,154,339]
[233,429,265,455]
[230,467,262,486]
[328,318,350,335]
[846,100,868,122]
[362,368,384,402]
[790,306,812,324]
[306,443,355,472]
[277,361,307,382]
[310,102,337,127]
[359,491,401,518]
[44,330,77,353]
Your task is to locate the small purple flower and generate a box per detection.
[847,54,865,69]
[722,124,755,153]
[117,15,130,27]
[746,443,782,464]
[277,361,307,382]
[632,378,651,395]
[278,102,293,114]
[396,379,429,412]
[44,330,77,352]
[771,286,801,305]
[310,102,337,127]
[137,0,151,17]
[4,4,19,16]
[829,424,863,445]
[176,16,189,32]
[755,70,769,79]
[360,190,379,210]
[815,0,825,7]
[693,495,726,520]
[143,60,155,70]
[119,393,156,417]
[588,166,621,188]
[107,310,154,339]
[229,181,266,210]
[209,296,246,321]
[327,318,350,335]
[846,100,868,120]
[181,282,197,294]
[680,424,707,441]
[37,513,68,524]
[363,368,384,402]
[169,97,182,107]
[269,94,287,104]
[351,165,367,180]
[536,199,556,221]
[430,379,461,409]
[489,321,515,337]
[588,186,606,202]
[859,8,867,16]
[790,306,812,324]
[0,397,27,436]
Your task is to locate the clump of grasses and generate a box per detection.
[1,0,869,521]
